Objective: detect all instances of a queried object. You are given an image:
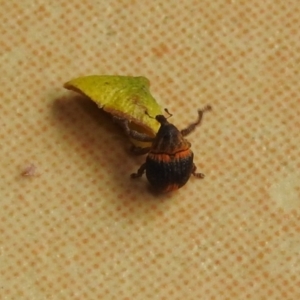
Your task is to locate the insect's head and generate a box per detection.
[147,108,190,154]
[146,108,172,125]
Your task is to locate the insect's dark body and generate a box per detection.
[120,105,211,192]
[146,151,194,192]
[144,122,195,192]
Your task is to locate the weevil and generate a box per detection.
[117,105,212,192]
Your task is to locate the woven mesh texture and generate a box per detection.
[1,1,300,299]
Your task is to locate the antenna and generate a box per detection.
[164,108,173,118]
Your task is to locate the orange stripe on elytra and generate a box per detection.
[148,149,192,163]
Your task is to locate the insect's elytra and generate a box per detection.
[118,105,212,193]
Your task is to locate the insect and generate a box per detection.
[64,75,163,148]
[118,105,212,192]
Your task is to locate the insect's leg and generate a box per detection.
[131,163,147,178]
[113,117,155,142]
[191,164,205,178]
[130,145,151,155]
[181,105,212,136]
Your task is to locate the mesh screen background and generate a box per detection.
[1,1,300,299]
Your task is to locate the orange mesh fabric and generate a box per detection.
[1,1,300,299]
